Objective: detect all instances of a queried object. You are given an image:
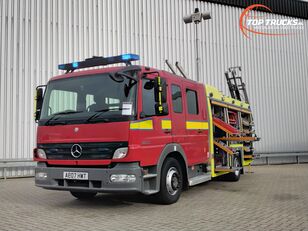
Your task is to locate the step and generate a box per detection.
[143,173,157,179]
[215,166,242,173]
[189,173,211,186]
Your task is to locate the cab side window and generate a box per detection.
[172,85,182,113]
[186,89,198,114]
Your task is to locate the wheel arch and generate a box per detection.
[155,143,189,192]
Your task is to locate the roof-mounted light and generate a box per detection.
[121,54,139,61]
[58,53,140,72]
[72,62,79,68]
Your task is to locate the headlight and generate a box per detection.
[113,147,128,159]
[110,174,136,183]
[36,148,46,159]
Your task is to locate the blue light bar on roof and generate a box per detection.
[58,53,140,72]
[121,53,139,61]
[72,62,79,68]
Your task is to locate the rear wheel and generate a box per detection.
[226,156,241,181]
[155,157,183,204]
[70,191,97,200]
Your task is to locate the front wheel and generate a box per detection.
[155,157,183,204]
[70,191,97,200]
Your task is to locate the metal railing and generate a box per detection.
[0,159,36,179]
[253,152,308,165]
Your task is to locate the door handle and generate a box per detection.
[197,129,204,133]
[164,129,171,134]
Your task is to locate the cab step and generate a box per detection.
[215,166,242,173]
[189,173,211,186]
[143,173,157,179]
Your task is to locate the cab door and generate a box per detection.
[169,78,186,151]
[182,82,209,165]
[129,72,172,166]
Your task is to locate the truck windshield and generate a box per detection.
[39,72,137,125]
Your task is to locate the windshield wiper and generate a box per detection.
[45,110,83,125]
[86,108,123,123]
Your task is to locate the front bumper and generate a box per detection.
[35,162,143,193]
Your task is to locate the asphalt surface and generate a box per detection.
[0,164,307,231]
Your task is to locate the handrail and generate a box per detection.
[0,159,36,179]
[253,152,308,165]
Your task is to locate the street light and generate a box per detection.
[183,8,211,82]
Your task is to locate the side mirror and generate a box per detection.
[34,86,45,122]
[153,76,168,115]
[155,103,168,115]
[154,77,167,103]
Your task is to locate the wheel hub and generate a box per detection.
[166,167,180,196]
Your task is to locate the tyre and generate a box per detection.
[155,157,183,204]
[226,156,241,182]
[70,191,97,200]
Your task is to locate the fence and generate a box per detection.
[253,152,308,165]
[0,159,36,179]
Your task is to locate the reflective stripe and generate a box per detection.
[161,119,172,130]
[186,121,209,130]
[130,119,153,130]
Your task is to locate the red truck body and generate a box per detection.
[34,55,257,204]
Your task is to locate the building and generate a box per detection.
[0,0,307,177]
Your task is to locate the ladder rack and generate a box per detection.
[225,66,249,104]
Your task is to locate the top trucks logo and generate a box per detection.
[239,4,304,39]
[71,144,83,158]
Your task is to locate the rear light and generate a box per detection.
[34,148,46,159]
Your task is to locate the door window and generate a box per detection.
[186,89,198,114]
[172,85,182,113]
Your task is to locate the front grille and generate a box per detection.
[38,142,128,160]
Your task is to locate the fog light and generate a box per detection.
[36,172,48,179]
[110,174,136,183]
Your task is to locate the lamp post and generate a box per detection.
[183,8,211,82]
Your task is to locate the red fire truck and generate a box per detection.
[34,54,258,204]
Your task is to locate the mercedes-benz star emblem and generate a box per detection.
[71,144,82,158]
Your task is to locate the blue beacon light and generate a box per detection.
[58,54,140,72]
[72,62,79,68]
[121,54,139,61]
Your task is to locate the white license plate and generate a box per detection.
[63,172,88,180]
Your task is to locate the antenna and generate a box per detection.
[165,60,177,74]
[175,62,188,79]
